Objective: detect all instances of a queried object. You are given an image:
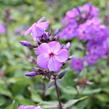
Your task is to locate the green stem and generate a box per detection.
[54,76,63,109]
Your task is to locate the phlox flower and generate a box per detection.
[79,3,99,18]
[24,17,49,41]
[59,20,77,40]
[77,17,109,41]
[65,4,99,22]
[84,54,99,65]
[36,41,68,72]
[60,4,100,40]
[70,58,84,71]
[87,41,108,57]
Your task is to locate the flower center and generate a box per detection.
[49,52,54,57]
[76,62,80,65]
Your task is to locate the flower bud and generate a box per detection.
[20,41,33,47]
[25,71,39,77]
[65,42,71,49]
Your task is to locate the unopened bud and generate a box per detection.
[20,41,33,47]
[25,71,39,77]
[65,42,71,49]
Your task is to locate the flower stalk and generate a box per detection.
[54,76,63,109]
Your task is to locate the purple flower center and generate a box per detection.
[76,62,80,65]
[49,52,54,57]
[94,46,97,49]
[82,31,86,34]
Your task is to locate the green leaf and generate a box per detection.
[96,94,109,102]
[28,87,42,103]
[6,100,18,109]
[39,101,58,109]
[64,96,88,108]
[0,96,6,106]
[15,95,35,105]
[0,84,12,97]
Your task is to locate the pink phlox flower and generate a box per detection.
[24,17,49,41]
[36,41,68,71]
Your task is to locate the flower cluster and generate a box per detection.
[59,4,99,40]
[58,4,109,71]
[20,17,69,77]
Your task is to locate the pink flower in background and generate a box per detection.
[79,3,99,18]
[64,4,99,22]
[18,105,42,109]
[84,54,98,65]
[36,41,68,71]
[70,58,84,71]
[0,24,6,34]
[59,20,78,40]
[24,17,49,41]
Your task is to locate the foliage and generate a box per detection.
[0,0,109,109]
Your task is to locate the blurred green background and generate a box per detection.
[0,0,109,109]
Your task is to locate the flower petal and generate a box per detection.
[38,17,46,23]
[48,57,62,71]
[48,41,61,53]
[55,49,68,62]
[25,106,36,109]
[18,105,24,109]
[37,54,49,68]
[18,105,42,109]
[24,27,32,35]
[35,106,42,109]
[36,43,50,55]
[37,21,49,30]
[32,25,44,40]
